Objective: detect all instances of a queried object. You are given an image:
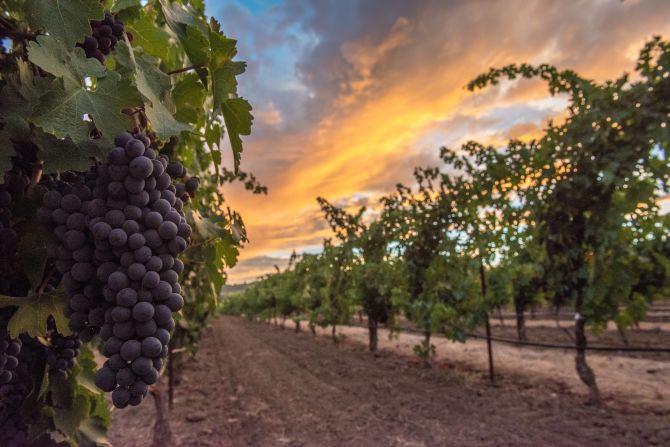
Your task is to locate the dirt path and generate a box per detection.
[324,323,670,412]
[110,317,670,446]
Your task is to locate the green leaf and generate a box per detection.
[28,36,107,84]
[53,391,91,437]
[209,19,244,109]
[116,42,191,139]
[221,98,253,171]
[28,36,141,142]
[111,0,136,13]
[17,218,48,291]
[76,417,112,447]
[24,0,104,48]
[0,288,70,338]
[75,346,105,400]
[159,0,209,81]
[34,131,110,173]
[189,209,228,239]
[173,73,205,123]
[126,11,171,59]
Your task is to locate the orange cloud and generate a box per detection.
[222,0,670,283]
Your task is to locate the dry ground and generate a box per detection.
[110,316,670,447]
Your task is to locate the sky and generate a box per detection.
[204,0,670,284]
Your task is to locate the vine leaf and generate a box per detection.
[28,35,141,143]
[111,0,136,13]
[0,289,70,338]
[159,0,209,79]
[125,10,171,60]
[209,18,244,107]
[24,0,104,48]
[221,98,253,171]
[173,73,205,123]
[49,346,111,444]
[116,42,191,139]
[34,131,110,173]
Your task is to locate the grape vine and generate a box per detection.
[0,0,257,443]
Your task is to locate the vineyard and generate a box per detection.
[0,0,668,446]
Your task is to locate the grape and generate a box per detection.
[109,228,128,247]
[43,190,62,208]
[158,221,178,239]
[159,253,175,270]
[130,380,148,397]
[128,262,147,281]
[120,251,135,268]
[63,230,86,250]
[136,320,157,338]
[145,229,163,249]
[146,256,163,273]
[94,366,117,392]
[46,328,81,378]
[131,357,153,376]
[71,262,94,282]
[132,302,154,322]
[134,246,152,263]
[154,305,171,325]
[142,368,159,385]
[112,387,130,408]
[111,306,131,323]
[141,271,160,289]
[124,176,145,193]
[0,332,21,389]
[108,271,129,291]
[77,13,129,63]
[152,281,172,301]
[145,211,162,228]
[129,157,153,179]
[61,194,82,213]
[128,233,146,250]
[105,209,125,228]
[185,176,200,194]
[165,293,184,312]
[141,337,162,358]
[125,139,145,158]
[124,205,142,221]
[120,340,142,362]
[113,321,136,340]
[152,199,171,216]
[115,132,133,148]
[161,269,178,285]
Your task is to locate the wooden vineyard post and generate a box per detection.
[168,344,174,410]
[479,254,495,384]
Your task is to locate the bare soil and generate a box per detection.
[110,316,670,447]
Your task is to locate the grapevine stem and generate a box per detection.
[27,163,43,195]
[37,266,56,295]
[167,64,205,75]
[0,18,37,40]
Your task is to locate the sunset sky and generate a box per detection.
[205,0,670,284]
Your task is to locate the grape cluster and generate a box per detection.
[46,329,81,380]
[77,12,132,63]
[37,131,197,408]
[0,332,21,387]
[38,168,102,343]
[0,329,28,429]
[0,142,38,297]
[90,132,196,408]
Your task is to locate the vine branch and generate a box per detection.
[167,64,205,75]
